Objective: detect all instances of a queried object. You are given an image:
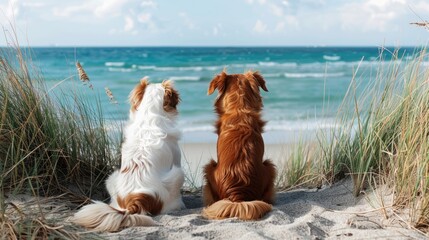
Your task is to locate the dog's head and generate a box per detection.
[128,77,180,120]
[208,71,268,114]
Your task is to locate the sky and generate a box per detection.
[0,0,428,47]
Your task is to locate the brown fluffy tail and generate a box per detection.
[71,201,157,232]
[202,199,272,220]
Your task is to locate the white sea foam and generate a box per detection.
[182,125,215,132]
[137,65,157,70]
[108,67,135,72]
[156,66,204,71]
[284,72,345,78]
[258,61,298,68]
[105,62,125,67]
[264,119,339,131]
[180,119,338,133]
[229,63,259,68]
[264,73,283,77]
[169,76,201,81]
[323,55,341,61]
[258,61,277,66]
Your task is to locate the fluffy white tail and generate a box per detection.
[71,201,157,232]
[202,199,272,220]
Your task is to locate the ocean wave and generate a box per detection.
[229,63,259,68]
[258,61,298,67]
[108,67,136,72]
[104,59,402,75]
[323,55,341,61]
[169,76,201,81]
[156,66,204,71]
[263,73,283,77]
[131,65,156,70]
[264,121,338,131]
[105,62,125,67]
[284,72,345,78]
[182,125,215,132]
[180,119,338,133]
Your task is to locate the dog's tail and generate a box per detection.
[71,200,157,232]
[202,199,272,220]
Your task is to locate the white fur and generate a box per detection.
[72,83,185,232]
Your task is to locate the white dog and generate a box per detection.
[72,78,185,232]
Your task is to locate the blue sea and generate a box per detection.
[29,47,417,143]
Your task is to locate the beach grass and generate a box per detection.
[334,48,429,230]
[0,35,121,238]
[279,48,429,231]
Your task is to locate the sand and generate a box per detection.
[103,177,425,239]
[4,142,427,239]
[103,142,426,239]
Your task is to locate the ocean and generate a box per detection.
[29,47,417,143]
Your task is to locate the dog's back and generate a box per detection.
[72,79,184,232]
[203,71,276,220]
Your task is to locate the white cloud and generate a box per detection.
[21,2,45,8]
[94,0,129,18]
[108,28,118,35]
[136,12,158,31]
[213,24,222,36]
[137,13,151,23]
[366,0,406,10]
[274,15,299,32]
[140,0,156,8]
[253,19,268,33]
[213,27,219,36]
[124,15,134,31]
[413,1,429,13]
[1,0,20,20]
[340,0,407,32]
[269,4,283,17]
[52,4,92,17]
[179,12,195,30]
[274,21,286,32]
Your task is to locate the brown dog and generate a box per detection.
[202,71,276,220]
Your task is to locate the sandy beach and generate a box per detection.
[3,142,427,239]
[102,142,425,239]
[103,178,425,239]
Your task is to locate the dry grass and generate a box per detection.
[279,48,429,232]
[0,32,121,238]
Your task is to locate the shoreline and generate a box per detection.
[180,126,328,145]
[180,141,295,188]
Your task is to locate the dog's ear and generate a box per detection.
[252,72,268,92]
[129,77,149,112]
[208,71,227,95]
[162,80,180,112]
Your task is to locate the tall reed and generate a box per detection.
[0,42,121,197]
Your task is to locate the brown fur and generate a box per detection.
[117,193,163,215]
[202,71,276,220]
[129,77,149,112]
[162,80,180,113]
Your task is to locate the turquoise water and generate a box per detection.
[29,47,417,143]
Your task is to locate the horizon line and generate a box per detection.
[0,44,423,48]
